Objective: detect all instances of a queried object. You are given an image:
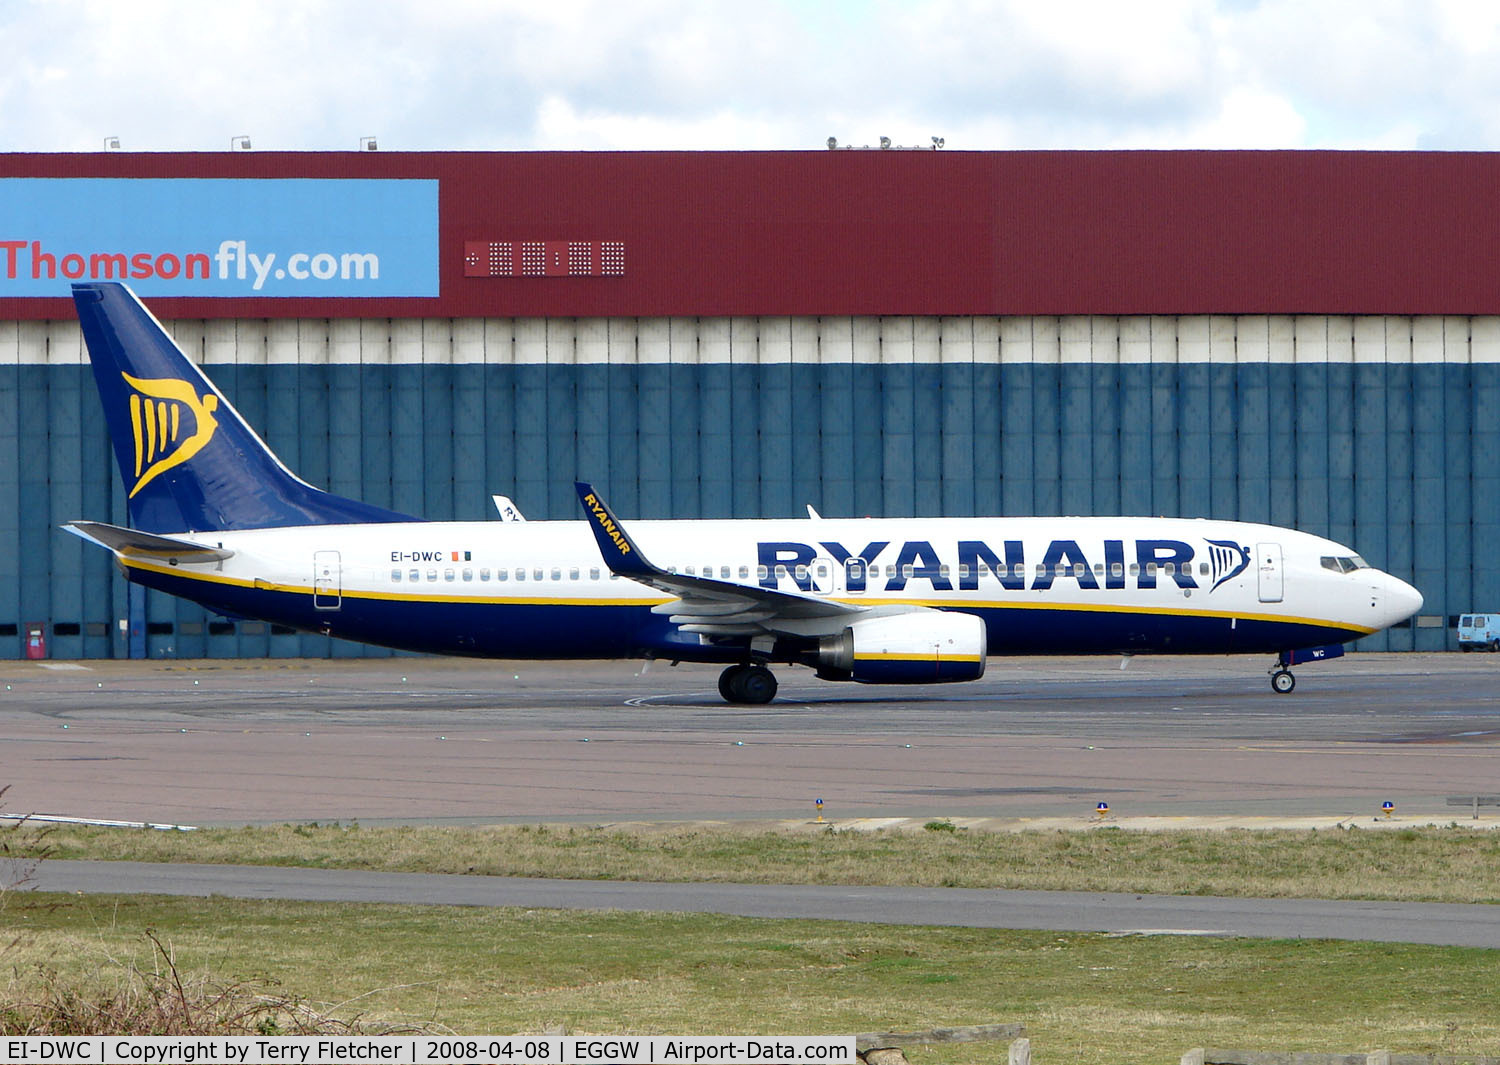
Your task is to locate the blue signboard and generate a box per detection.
[0,178,438,297]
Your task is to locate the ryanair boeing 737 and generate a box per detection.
[63,283,1423,703]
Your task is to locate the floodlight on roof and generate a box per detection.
[827,136,837,149]
[103,136,121,151]
[230,135,252,151]
[879,136,891,149]
[361,136,378,151]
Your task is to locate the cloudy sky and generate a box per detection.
[2,0,1497,153]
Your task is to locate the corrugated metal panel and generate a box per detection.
[9,310,1499,659]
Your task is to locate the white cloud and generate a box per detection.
[1,0,1499,152]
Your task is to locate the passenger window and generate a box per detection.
[462,569,473,581]
[958,565,971,579]
[427,569,438,582]
[589,568,600,580]
[757,565,769,580]
[569,568,580,580]
[533,569,543,581]
[445,569,455,582]
[1163,563,1175,576]
[902,565,914,579]
[939,565,951,579]
[551,568,561,581]
[1199,562,1210,576]
[1129,563,1139,575]
[496,569,508,582]
[685,566,696,575]
[516,569,526,581]
[1145,563,1157,575]
[391,569,402,582]
[739,565,750,579]
[1073,564,1085,577]
[409,569,419,582]
[1111,563,1123,578]
[480,568,490,581]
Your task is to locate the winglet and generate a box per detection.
[575,482,658,578]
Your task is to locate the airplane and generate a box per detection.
[62,282,1423,703]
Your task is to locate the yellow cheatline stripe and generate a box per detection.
[119,559,1374,633]
[833,595,1379,635]
[121,558,664,608]
[854,652,984,662]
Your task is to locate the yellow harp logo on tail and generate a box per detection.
[122,373,221,498]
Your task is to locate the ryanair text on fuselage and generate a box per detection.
[759,537,1250,594]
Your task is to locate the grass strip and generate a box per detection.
[5,891,1500,1063]
[28,822,1500,904]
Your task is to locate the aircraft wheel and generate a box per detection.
[1271,669,1296,694]
[717,664,777,704]
[738,664,778,704]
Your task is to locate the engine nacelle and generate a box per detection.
[815,612,987,685]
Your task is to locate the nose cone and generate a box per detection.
[1379,572,1424,629]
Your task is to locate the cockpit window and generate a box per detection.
[1321,555,1368,574]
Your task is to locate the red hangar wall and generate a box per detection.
[0,150,1493,658]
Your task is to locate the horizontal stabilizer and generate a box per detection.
[62,520,234,562]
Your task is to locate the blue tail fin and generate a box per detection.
[73,282,417,532]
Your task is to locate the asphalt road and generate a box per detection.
[14,858,1500,949]
[2,653,1498,824]
[7,654,1500,949]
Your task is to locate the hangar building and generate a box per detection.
[1,150,1493,659]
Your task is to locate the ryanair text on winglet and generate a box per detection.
[583,493,632,556]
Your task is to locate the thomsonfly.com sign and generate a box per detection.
[0,178,438,297]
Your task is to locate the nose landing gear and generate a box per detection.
[718,663,778,704]
[1269,643,1346,693]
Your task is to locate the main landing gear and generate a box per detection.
[719,663,778,704]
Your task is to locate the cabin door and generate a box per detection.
[1256,542,1283,603]
[313,550,342,610]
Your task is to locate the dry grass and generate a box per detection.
[1,930,424,1036]
[3,891,1499,1063]
[39,821,1500,903]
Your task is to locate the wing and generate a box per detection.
[575,482,865,637]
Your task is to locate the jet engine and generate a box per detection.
[813,611,986,684]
